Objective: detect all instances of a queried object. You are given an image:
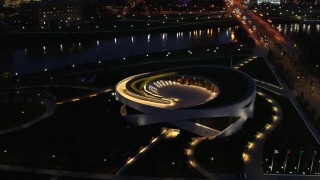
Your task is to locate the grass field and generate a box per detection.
[0,102,46,131]
[124,132,204,179]
[192,92,273,174]
[262,90,320,174]
[0,92,162,174]
[238,57,280,87]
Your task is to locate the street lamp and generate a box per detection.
[172,161,176,180]
[310,151,317,174]
[297,149,304,174]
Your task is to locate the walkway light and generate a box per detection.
[242,153,247,160]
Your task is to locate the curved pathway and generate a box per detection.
[0,48,319,179]
[186,90,282,180]
[56,87,111,105]
[188,49,320,179]
[116,129,170,175]
[0,84,112,105]
[0,85,112,135]
[253,46,320,145]
[0,91,56,135]
[187,137,213,179]
[243,91,283,180]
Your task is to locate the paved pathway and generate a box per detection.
[239,46,320,179]
[187,137,241,179]
[0,84,102,92]
[56,87,111,105]
[254,46,320,145]
[116,129,169,175]
[0,91,56,135]
[0,164,206,180]
[1,47,319,179]
[186,47,320,179]
[243,91,283,180]
[0,84,112,105]
[265,174,320,180]
[0,85,112,135]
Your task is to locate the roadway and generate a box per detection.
[232,1,320,117]
[230,1,320,144]
[2,8,320,177]
[253,46,320,145]
[182,50,320,179]
[244,11,299,56]
[0,55,318,179]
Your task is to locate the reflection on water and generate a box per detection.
[273,23,320,35]
[0,27,237,75]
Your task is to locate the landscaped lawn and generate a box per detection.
[0,92,162,174]
[104,50,250,87]
[124,131,205,179]
[0,43,254,176]
[0,170,50,180]
[194,92,274,174]
[0,102,46,130]
[262,90,320,174]
[45,87,94,101]
[238,57,280,87]
[9,44,251,88]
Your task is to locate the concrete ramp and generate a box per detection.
[169,120,221,137]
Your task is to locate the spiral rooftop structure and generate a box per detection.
[115,65,256,138]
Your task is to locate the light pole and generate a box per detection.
[271,149,278,172]
[310,151,317,174]
[271,153,275,172]
[172,161,176,180]
[297,149,303,174]
[284,150,291,173]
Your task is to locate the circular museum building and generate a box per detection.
[115,65,256,138]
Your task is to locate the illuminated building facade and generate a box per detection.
[4,0,41,8]
[116,66,256,138]
[257,0,281,4]
[20,1,81,27]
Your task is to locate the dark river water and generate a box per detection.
[272,23,320,36]
[0,26,238,75]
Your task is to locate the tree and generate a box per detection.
[310,108,317,119]
[299,91,305,101]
